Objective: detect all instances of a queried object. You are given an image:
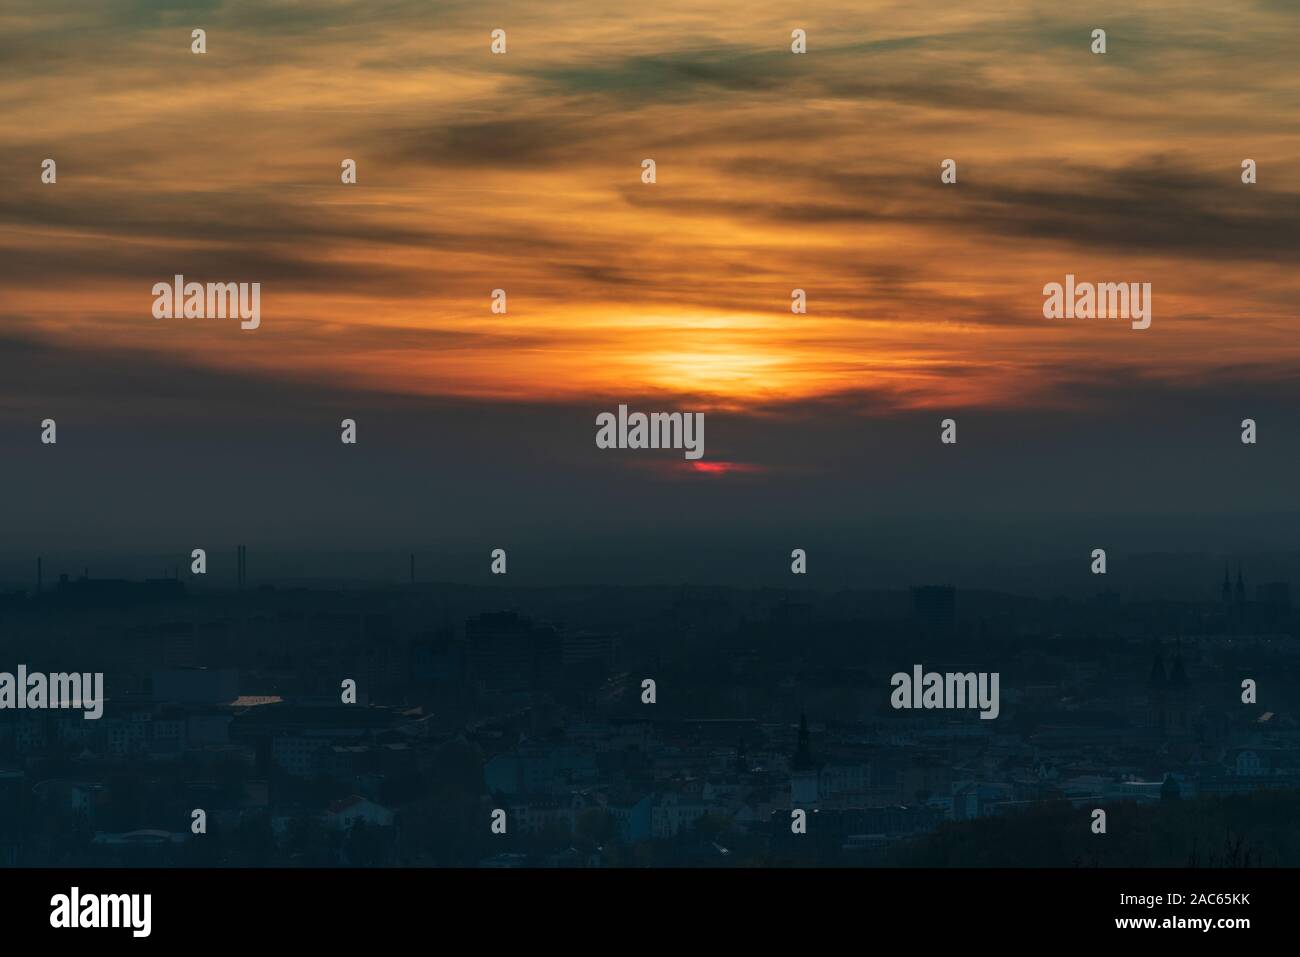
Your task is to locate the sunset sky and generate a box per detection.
[1,0,1297,584]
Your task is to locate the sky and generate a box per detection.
[1,0,1298,587]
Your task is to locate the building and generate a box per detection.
[152,667,239,705]
[562,632,619,671]
[325,796,394,830]
[790,712,821,806]
[465,612,561,692]
[485,746,598,796]
[651,792,711,838]
[1146,645,1191,739]
[912,586,956,634]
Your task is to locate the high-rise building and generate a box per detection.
[464,612,561,692]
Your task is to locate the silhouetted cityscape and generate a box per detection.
[2,554,1296,868]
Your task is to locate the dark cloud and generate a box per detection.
[528,48,795,100]
[966,158,1300,260]
[391,117,600,168]
[618,155,1300,261]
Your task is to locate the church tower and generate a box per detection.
[790,711,820,806]
[792,711,817,770]
[1165,643,1191,739]
[1147,643,1192,740]
[1146,645,1167,733]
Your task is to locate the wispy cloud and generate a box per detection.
[1,0,1297,412]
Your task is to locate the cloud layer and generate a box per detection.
[2,0,1296,417]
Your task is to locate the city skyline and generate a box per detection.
[0,0,1296,937]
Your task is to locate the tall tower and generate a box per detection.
[1165,642,1191,738]
[1146,645,1167,733]
[1148,642,1192,739]
[792,711,815,771]
[790,711,820,806]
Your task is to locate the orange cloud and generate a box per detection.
[2,0,1298,416]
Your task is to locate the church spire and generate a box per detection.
[1147,644,1167,690]
[791,710,817,771]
